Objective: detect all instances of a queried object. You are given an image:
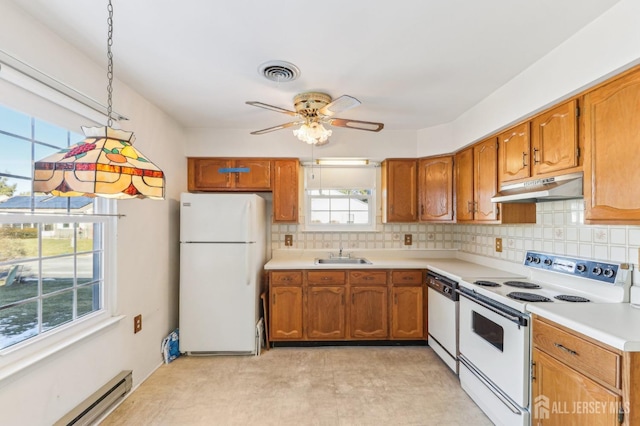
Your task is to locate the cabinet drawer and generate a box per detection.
[349,270,388,285]
[391,270,423,285]
[270,271,302,286]
[533,318,620,389]
[307,271,346,285]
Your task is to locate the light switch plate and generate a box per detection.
[284,234,293,246]
[404,234,412,245]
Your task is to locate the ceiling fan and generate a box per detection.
[246,92,384,145]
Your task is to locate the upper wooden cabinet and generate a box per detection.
[497,100,580,186]
[583,67,640,224]
[498,122,531,185]
[272,159,299,223]
[456,138,535,224]
[381,159,418,223]
[531,99,580,177]
[418,156,454,222]
[188,158,271,191]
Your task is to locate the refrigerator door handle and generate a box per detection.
[245,200,252,243]
[245,243,252,286]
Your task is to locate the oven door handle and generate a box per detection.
[458,291,528,327]
[459,354,523,415]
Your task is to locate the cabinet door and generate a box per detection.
[383,159,417,222]
[270,286,303,340]
[272,159,299,223]
[532,349,621,425]
[418,156,454,222]
[531,100,579,177]
[306,286,346,339]
[235,159,271,189]
[188,158,232,190]
[391,286,424,339]
[583,69,640,224]
[474,138,500,222]
[455,147,475,222]
[350,286,388,339]
[498,122,531,184]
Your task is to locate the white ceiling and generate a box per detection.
[9,0,621,133]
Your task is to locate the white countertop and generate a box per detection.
[528,303,640,352]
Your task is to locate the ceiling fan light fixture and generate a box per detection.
[293,121,332,145]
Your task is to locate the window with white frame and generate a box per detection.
[0,102,112,351]
[304,165,377,231]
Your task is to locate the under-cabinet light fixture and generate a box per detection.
[315,158,370,166]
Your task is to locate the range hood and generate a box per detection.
[491,172,583,203]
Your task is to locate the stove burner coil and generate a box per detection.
[503,281,542,289]
[473,280,500,287]
[507,292,552,302]
[554,294,591,302]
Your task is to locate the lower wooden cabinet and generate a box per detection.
[391,286,424,339]
[350,286,388,339]
[270,286,303,340]
[531,315,639,425]
[268,269,425,343]
[306,286,346,339]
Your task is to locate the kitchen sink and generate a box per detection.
[314,257,372,265]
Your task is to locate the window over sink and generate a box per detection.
[303,164,377,232]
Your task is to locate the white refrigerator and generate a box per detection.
[179,192,267,354]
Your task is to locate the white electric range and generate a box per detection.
[456,251,632,426]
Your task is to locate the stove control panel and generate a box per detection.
[524,251,619,284]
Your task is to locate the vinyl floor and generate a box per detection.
[99,346,492,425]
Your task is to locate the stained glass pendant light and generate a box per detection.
[33,0,165,200]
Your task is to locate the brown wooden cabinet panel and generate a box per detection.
[350,286,388,338]
[270,271,303,286]
[531,99,580,177]
[455,147,475,222]
[583,68,640,224]
[349,270,387,285]
[188,158,271,191]
[498,122,531,185]
[474,138,501,222]
[306,286,346,339]
[307,270,346,285]
[270,286,303,340]
[382,159,418,223]
[272,159,299,223]
[532,349,621,426]
[391,270,423,285]
[391,286,424,339]
[188,158,232,190]
[418,156,454,222]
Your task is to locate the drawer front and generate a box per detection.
[349,270,388,285]
[270,271,302,286]
[533,318,620,389]
[307,271,346,285]
[391,270,423,285]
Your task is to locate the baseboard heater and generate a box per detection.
[54,370,132,426]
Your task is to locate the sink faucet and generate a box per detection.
[339,245,343,258]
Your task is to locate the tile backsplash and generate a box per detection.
[271,200,640,267]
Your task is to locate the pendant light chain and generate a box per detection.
[106,0,114,128]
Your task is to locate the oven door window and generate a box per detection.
[472,310,504,352]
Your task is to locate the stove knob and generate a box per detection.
[576,264,587,273]
[532,257,541,264]
[603,268,615,278]
[592,266,603,276]
[444,287,451,294]
[526,255,534,263]
[543,258,552,266]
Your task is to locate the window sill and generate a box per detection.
[0,315,125,382]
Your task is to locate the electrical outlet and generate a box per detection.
[284,234,293,246]
[404,234,412,245]
[495,238,503,253]
[134,314,142,333]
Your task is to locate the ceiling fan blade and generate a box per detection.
[250,121,301,135]
[246,101,298,116]
[318,95,361,116]
[328,118,384,132]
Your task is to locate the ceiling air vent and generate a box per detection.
[258,60,300,82]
